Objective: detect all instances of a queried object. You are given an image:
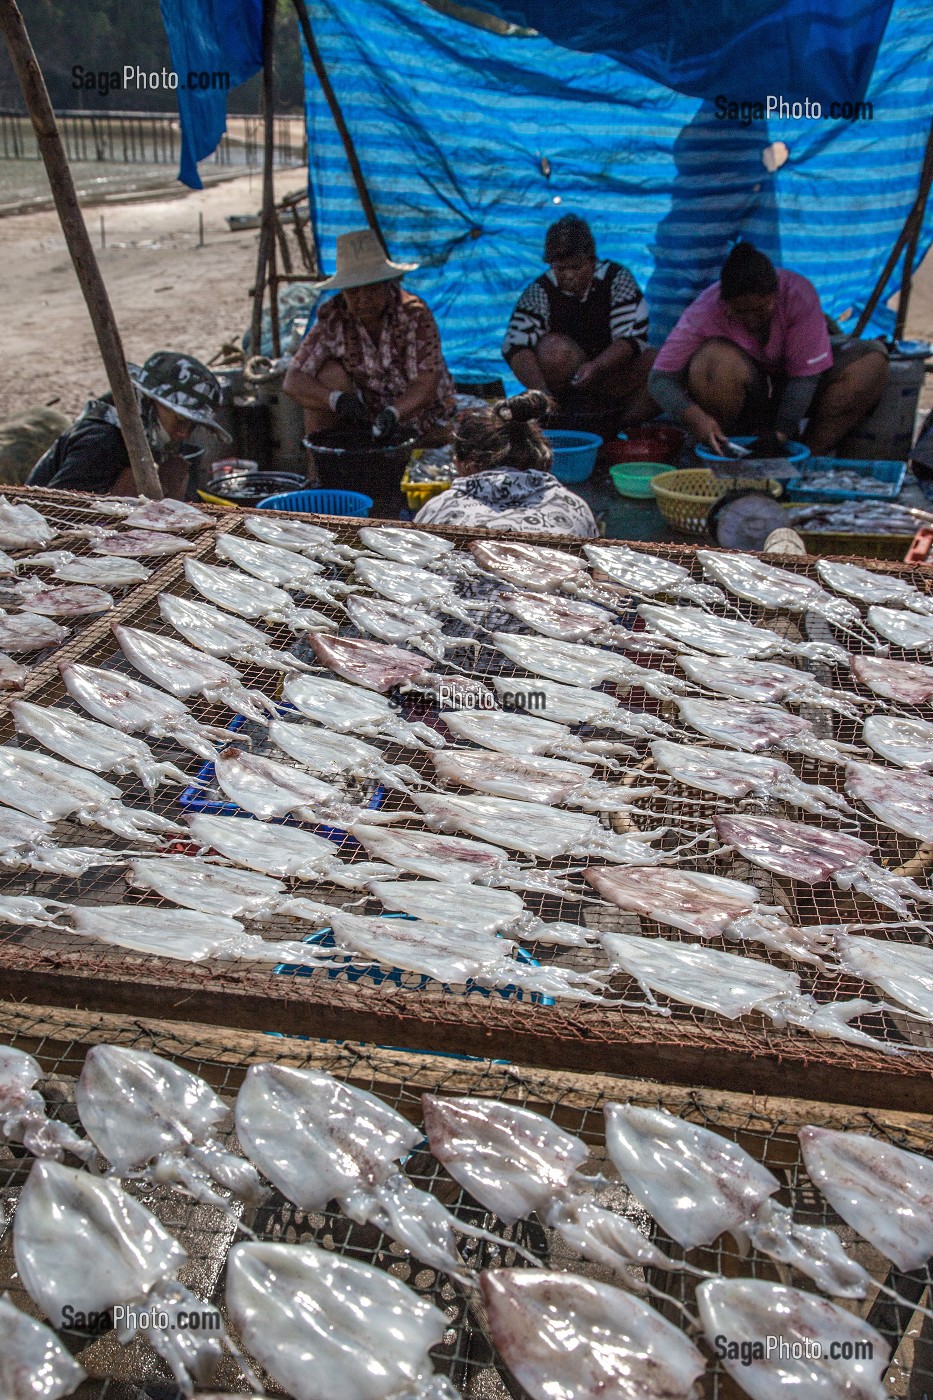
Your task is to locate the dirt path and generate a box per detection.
[0,167,304,423]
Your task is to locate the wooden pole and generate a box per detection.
[250,0,277,356]
[290,0,388,253]
[0,0,162,498]
[855,115,933,339]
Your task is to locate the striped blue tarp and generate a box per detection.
[302,0,933,378]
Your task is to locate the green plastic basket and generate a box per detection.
[610,461,675,499]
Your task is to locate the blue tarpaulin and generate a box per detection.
[301,0,933,379]
[456,0,895,105]
[159,0,263,189]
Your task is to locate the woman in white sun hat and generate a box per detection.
[284,228,455,448]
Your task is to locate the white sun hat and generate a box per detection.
[317,228,418,291]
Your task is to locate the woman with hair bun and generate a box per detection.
[414,390,597,537]
[649,241,887,455]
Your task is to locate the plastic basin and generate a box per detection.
[543,429,601,483]
[610,461,675,499]
[696,436,809,467]
[257,489,373,517]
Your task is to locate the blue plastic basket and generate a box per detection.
[784,457,908,503]
[696,437,809,469]
[257,489,374,517]
[543,429,602,484]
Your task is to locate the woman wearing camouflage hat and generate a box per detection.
[27,351,229,497]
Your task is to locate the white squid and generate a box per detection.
[490,675,676,739]
[0,1044,92,1163]
[0,611,68,652]
[0,744,183,842]
[159,592,328,669]
[92,528,196,557]
[189,810,395,887]
[114,623,278,724]
[0,1293,86,1400]
[184,557,336,631]
[62,660,235,761]
[269,715,428,793]
[845,760,933,842]
[216,532,352,606]
[638,602,848,664]
[349,822,586,898]
[677,652,864,719]
[851,653,933,705]
[345,593,449,660]
[650,738,856,818]
[442,706,634,764]
[369,878,598,946]
[491,631,689,698]
[243,512,358,564]
[283,672,444,749]
[214,745,375,826]
[0,497,54,549]
[868,604,933,650]
[818,557,933,615]
[676,695,861,764]
[862,713,933,769]
[10,698,191,793]
[432,746,650,811]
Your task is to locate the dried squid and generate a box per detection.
[234,1065,521,1283]
[697,550,870,633]
[14,1160,228,1391]
[358,522,455,567]
[369,879,598,946]
[867,603,933,650]
[424,1094,708,1286]
[800,1124,933,1271]
[226,1240,460,1400]
[481,1269,706,1400]
[0,802,117,877]
[862,713,933,768]
[0,1293,87,1400]
[216,532,351,606]
[470,538,587,591]
[413,790,666,862]
[0,497,54,549]
[159,592,327,669]
[349,822,585,897]
[677,652,862,718]
[490,675,675,739]
[126,853,300,920]
[345,593,448,659]
[697,1277,888,1400]
[818,557,933,614]
[243,512,357,564]
[114,624,276,724]
[0,611,67,652]
[676,695,860,764]
[28,550,151,587]
[75,1044,265,1209]
[0,744,182,841]
[62,661,233,761]
[353,555,480,623]
[10,698,190,793]
[496,588,622,642]
[189,811,395,887]
[491,631,689,698]
[650,739,855,818]
[269,716,427,793]
[67,904,327,964]
[832,933,933,1025]
[586,540,723,604]
[0,1045,92,1163]
[442,707,633,764]
[119,496,210,532]
[639,602,847,664]
[851,653,933,705]
[12,580,113,616]
[845,760,933,842]
[213,745,372,826]
[309,630,435,692]
[184,557,332,632]
[715,812,933,917]
[432,747,646,810]
[283,672,444,749]
[311,908,616,1002]
[92,527,195,557]
[587,864,833,964]
[0,651,27,690]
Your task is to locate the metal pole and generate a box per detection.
[290,0,388,253]
[0,0,162,497]
[855,115,933,339]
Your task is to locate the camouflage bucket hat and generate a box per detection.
[130,352,232,442]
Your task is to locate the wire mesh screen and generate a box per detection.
[1,1002,932,1400]
[0,488,930,1108]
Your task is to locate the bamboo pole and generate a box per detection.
[854,114,933,339]
[0,0,162,498]
[249,0,278,356]
[291,0,388,253]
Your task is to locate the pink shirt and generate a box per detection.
[654,268,832,379]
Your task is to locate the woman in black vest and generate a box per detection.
[502,215,657,432]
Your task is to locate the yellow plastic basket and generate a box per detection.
[400,465,452,512]
[649,468,782,536]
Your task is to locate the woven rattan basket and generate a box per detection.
[649,467,724,535]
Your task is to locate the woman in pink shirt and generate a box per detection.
[649,243,888,455]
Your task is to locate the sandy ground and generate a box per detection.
[0,167,305,423]
[0,166,930,425]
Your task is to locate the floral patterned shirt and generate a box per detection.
[291,284,456,435]
[415,468,597,537]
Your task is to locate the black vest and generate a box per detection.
[542,263,621,360]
